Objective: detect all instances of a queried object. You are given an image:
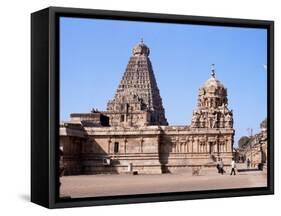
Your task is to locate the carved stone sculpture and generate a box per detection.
[105,39,168,127]
[191,65,233,129]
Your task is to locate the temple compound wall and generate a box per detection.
[60,41,235,175]
[60,123,233,175]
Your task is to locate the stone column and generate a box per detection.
[202,137,206,152]
[206,142,210,153]
[124,138,127,153]
[140,137,144,153]
[216,136,219,153]
[228,136,233,152]
[196,139,199,153]
[225,137,228,152]
[175,137,179,153]
[201,142,204,152]
[108,138,111,153]
[190,136,193,153]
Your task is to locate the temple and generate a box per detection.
[60,40,235,175]
[105,39,168,127]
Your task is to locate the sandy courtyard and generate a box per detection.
[60,167,267,198]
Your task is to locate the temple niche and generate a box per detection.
[60,42,235,175]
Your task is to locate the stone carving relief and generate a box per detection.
[105,40,168,126]
[190,69,233,129]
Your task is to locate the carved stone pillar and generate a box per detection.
[197,138,200,153]
[140,137,144,153]
[124,138,127,153]
[108,138,111,153]
[203,136,207,152]
[193,137,198,153]
[189,136,193,153]
[175,137,179,153]
[172,143,176,153]
[225,136,228,152]
[215,136,219,153]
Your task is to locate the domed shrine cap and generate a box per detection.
[203,64,225,89]
[132,39,150,56]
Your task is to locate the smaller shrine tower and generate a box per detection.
[191,64,234,129]
[189,65,235,162]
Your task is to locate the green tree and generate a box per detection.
[238,136,250,149]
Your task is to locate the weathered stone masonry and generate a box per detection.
[60,41,235,175]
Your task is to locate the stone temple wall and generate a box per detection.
[159,126,233,173]
[60,124,234,175]
[59,42,235,175]
[60,125,163,174]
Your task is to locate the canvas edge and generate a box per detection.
[31,6,274,209]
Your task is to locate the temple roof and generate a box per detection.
[107,39,168,126]
[191,64,233,129]
[132,39,150,56]
[204,77,224,89]
[203,64,225,89]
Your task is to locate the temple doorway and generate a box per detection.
[209,142,214,154]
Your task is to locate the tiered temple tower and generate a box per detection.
[60,47,235,175]
[191,64,233,129]
[105,40,168,127]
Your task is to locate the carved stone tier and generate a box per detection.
[59,49,235,175]
[191,65,233,129]
[106,40,168,127]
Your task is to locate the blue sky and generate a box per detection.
[60,17,267,147]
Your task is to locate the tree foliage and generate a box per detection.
[238,136,250,148]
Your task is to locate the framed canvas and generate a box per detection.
[31,6,274,208]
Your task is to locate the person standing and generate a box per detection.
[216,159,221,174]
[247,158,250,168]
[230,158,236,175]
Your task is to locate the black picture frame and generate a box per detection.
[31,6,274,208]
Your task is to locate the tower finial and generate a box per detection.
[211,64,216,78]
[140,38,144,44]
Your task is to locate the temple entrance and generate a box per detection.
[209,142,214,154]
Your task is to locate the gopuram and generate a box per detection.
[60,40,235,175]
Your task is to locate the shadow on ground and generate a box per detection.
[238,168,260,172]
[19,194,30,202]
